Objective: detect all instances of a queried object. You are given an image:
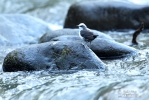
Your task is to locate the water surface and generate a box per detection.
[0,0,149,100]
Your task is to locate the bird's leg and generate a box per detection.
[89,42,91,48]
[87,42,90,48]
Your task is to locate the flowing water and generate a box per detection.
[0,0,149,100]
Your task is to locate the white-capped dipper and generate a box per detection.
[77,23,98,46]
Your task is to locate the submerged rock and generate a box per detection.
[0,14,51,45]
[39,28,137,59]
[64,0,149,30]
[2,41,106,72]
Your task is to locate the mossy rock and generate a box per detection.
[3,41,106,72]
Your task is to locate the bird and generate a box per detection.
[132,22,144,45]
[77,23,98,47]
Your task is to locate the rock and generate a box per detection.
[51,35,81,42]
[39,28,137,59]
[39,28,113,43]
[0,14,51,45]
[91,38,137,59]
[47,35,137,59]
[2,41,106,72]
[64,0,149,30]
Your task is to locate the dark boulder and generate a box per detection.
[3,41,106,72]
[39,29,137,59]
[64,1,149,30]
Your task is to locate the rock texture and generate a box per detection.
[3,41,106,72]
[64,1,149,31]
[39,28,137,59]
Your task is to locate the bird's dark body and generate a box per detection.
[80,30,98,42]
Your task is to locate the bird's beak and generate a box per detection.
[77,25,79,27]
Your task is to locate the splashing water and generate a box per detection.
[0,0,149,100]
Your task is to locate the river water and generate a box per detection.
[0,0,149,100]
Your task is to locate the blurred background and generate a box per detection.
[0,1,149,100]
[0,0,148,30]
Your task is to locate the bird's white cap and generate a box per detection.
[77,23,88,30]
[77,23,87,27]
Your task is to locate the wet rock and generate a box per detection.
[64,0,149,30]
[39,28,113,43]
[39,28,137,59]
[2,41,106,72]
[0,14,51,45]
[47,35,137,59]
[91,38,137,59]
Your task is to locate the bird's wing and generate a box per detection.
[80,30,96,41]
[80,30,94,38]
